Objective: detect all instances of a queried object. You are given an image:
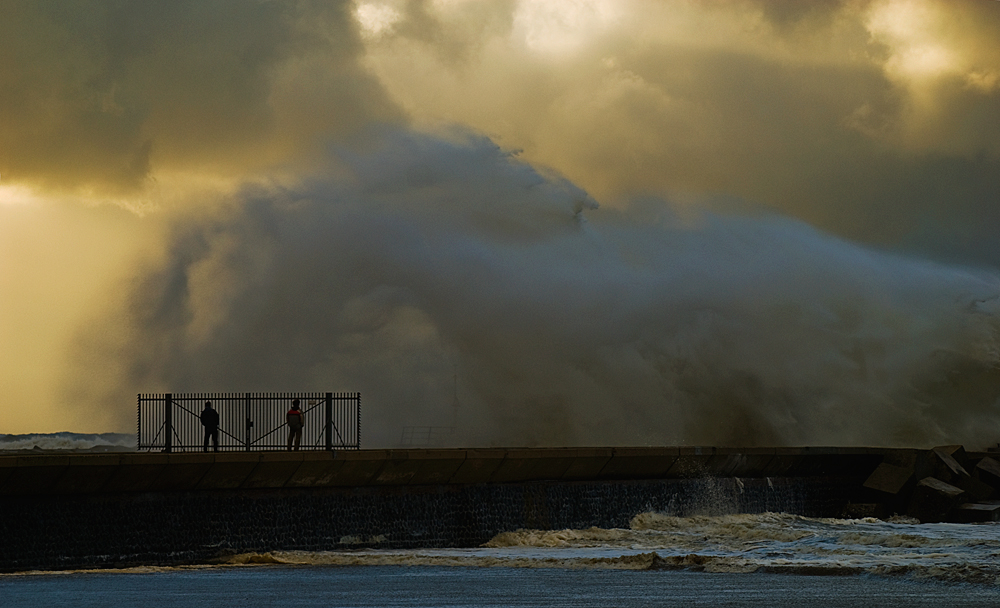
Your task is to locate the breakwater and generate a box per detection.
[0,446,994,572]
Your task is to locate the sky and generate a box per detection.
[2,0,1000,448]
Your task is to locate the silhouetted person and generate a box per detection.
[201,401,220,452]
[287,399,304,451]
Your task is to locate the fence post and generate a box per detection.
[356,392,361,449]
[325,392,333,450]
[164,393,173,453]
[245,393,252,452]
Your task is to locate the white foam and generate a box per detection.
[8,512,1000,584]
[0,432,134,451]
[206,512,1000,585]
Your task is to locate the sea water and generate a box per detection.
[5,566,1000,608]
[5,512,1000,607]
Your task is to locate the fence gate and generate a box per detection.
[137,392,360,452]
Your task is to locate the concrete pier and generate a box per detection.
[0,446,993,572]
[0,446,898,495]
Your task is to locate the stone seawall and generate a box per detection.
[0,446,956,572]
[0,477,861,572]
[0,447,890,495]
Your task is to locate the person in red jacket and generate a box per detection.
[286,399,304,451]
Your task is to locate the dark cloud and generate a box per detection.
[748,0,848,31]
[390,0,517,64]
[358,0,1000,271]
[8,0,1000,444]
[0,0,399,193]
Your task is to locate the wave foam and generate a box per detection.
[476,512,1000,584]
[0,432,134,452]
[9,511,1000,585]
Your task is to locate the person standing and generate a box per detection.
[200,401,220,452]
[286,399,304,451]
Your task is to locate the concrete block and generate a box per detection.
[974,457,1000,489]
[951,502,1000,523]
[527,449,581,481]
[706,449,776,477]
[486,449,540,483]
[880,448,919,469]
[51,454,123,494]
[934,445,969,467]
[102,453,168,493]
[666,447,716,478]
[560,448,614,480]
[395,450,467,485]
[197,453,260,490]
[366,450,411,484]
[954,475,995,502]
[151,454,215,491]
[863,462,914,495]
[286,452,343,487]
[930,446,970,483]
[450,449,507,484]
[758,448,804,476]
[327,450,390,486]
[372,449,465,485]
[0,456,71,496]
[368,449,469,485]
[599,447,679,480]
[491,449,577,483]
[784,448,882,478]
[241,452,305,488]
[907,477,966,523]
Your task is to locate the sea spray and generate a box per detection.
[67,128,1000,448]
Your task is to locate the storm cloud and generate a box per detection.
[0,0,397,194]
[360,0,1000,262]
[4,0,1000,446]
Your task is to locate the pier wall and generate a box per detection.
[0,447,915,571]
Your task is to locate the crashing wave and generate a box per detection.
[0,432,134,452]
[211,512,1000,585]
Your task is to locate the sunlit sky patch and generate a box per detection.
[355,1,403,39]
[0,182,39,206]
[512,0,621,56]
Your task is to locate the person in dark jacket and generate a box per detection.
[286,399,304,451]
[201,401,220,452]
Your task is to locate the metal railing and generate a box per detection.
[137,392,360,452]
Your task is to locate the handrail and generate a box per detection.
[137,392,361,452]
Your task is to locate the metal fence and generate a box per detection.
[137,392,360,452]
